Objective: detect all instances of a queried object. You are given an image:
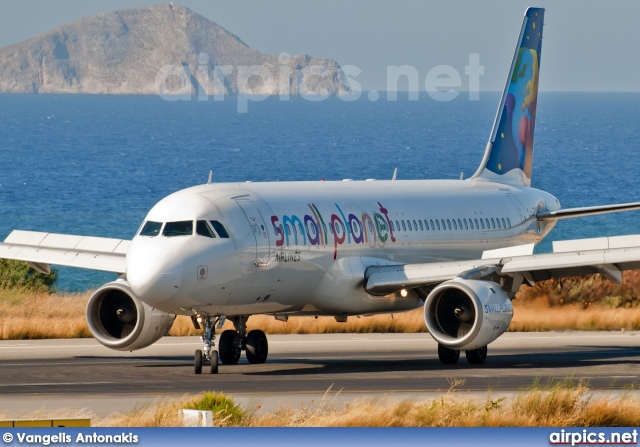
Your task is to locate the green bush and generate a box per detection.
[184,392,246,426]
[0,259,58,293]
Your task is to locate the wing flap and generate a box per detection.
[0,230,129,274]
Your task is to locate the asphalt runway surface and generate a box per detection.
[0,332,638,416]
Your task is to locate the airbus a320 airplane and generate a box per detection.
[2,8,640,374]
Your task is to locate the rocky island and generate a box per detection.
[0,4,351,96]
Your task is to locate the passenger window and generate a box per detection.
[507,218,512,228]
[502,218,507,228]
[440,219,446,230]
[446,219,452,230]
[458,219,463,230]
[407,220,412,231]
[210,220,230,238]
[424,219,429,231]
[140,221,162,237]
[474,218,479,229]
[430,219,435,231]
[401,221,406,231]
[396,220,400,231]
[497,218,502,229]
[196,220,216,238]
[452,219,458,230]
[485,218,490,229]
[419,220,424,231]
[463,219,468,230]
[298,222,304,235]
[286,223,291,235]
[480,219,485,230]
[322,223,327,235]
[491,218,496,229]
[163,221,193,237]
[413,220,417,230]
[436,220,440,230]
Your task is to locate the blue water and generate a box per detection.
[1,93,639,291]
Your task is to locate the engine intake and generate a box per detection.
[87,279,176,351]
[424,278,513,351]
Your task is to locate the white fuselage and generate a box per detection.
[124,179,560,318]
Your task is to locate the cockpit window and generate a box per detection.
[210,220,230,238]
[140,221,163,237]
[196,220,216,238]
[163,221,193,237]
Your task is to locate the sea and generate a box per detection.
[1,92,639,292]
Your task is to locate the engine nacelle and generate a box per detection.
[424,279,513,351]
[86,279,176,351]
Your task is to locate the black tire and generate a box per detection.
[465,346,488,365]
[210,350,219,374]
[194,349,203,374]
[438,344,460,365]
[245,330,268,364]
[219,330,241,364]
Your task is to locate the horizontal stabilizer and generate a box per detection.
[0,230,129,274]
[537,201,640,221]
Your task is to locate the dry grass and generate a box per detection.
[2,271,640,340]
[510,298,640,331]
[83,380,640,427]
[0,288,91,340]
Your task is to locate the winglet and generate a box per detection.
[471,8,544,187]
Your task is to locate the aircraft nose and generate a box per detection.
[126,244,183,306]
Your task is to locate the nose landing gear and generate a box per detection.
[194,315,221,374]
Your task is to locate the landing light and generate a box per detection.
[400,289,408,297]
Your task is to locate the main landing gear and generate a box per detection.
[437,344,488,365]
[193,315,269,374]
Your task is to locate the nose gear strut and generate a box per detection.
[193,315,223,374]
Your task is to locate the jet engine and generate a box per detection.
[424,278,513,351]
[86,279,176,351]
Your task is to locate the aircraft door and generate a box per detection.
[236,199,271,267]
[506,193,525,221]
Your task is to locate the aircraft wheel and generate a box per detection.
[245,330,268,364]
[219,330,241,364]
[438,344,460,365]
[194,349,203,374]
[465,346,488,365]
[210,350,219,374]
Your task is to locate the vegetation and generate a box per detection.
[101,392,253,427]
[14,379,633,427]
[1,271,640,340]
[0,259,58,293]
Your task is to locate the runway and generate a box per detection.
[0,332,638,417]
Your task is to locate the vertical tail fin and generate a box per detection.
[472,8,544,187]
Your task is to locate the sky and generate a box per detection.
[1,0,639,92]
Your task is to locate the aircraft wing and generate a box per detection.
[0,230,129,275]
[365,234,640,296]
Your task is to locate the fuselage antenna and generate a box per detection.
[207,170,213,185]
[392,167,398,181]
